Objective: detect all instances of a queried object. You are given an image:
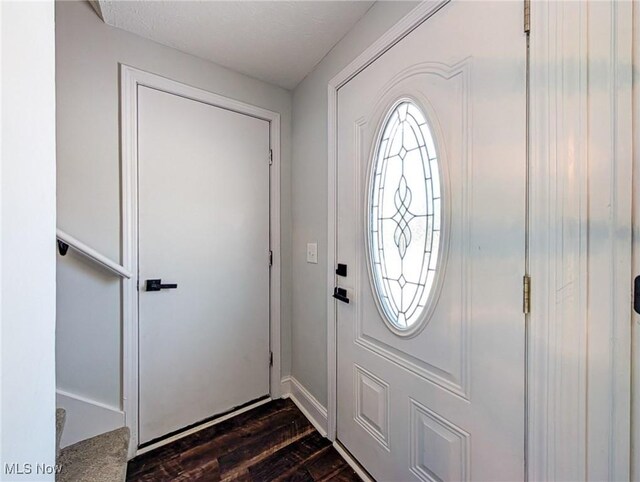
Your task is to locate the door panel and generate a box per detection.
[336,2,527,480]
[358,66,468,397]
[138,86,270,444]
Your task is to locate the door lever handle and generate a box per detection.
[146,279,178,292]
[333,287,350,304]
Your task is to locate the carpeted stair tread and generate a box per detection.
[56,408,66,459]
[57,426,130,482]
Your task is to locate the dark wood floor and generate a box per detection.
[127,398,361,481]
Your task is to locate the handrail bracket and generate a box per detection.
[57,240,70,256]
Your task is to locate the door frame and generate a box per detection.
[326,1,634,479]
[632,2,640,479]
[120,65,282,456]
[527,2,633,480]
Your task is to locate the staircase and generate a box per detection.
[55,233,132,480]
[56,408,130,482]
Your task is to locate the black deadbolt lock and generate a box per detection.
[333,287,350,304]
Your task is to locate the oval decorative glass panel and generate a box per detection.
[368,100,442,332]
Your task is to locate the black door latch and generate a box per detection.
[333,287,349,304]
[146,279,178,292]
[634,276,640,315]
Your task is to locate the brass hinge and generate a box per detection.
[524,0,531,34]
[269,352,273,367]
[269,149,273,165]
[523,275,531,314]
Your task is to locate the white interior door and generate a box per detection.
[336,2,527,480]
[138,86,271,445]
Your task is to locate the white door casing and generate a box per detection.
[527,1,633,480]
[632,2,640,480]
[121,66,282,455]
[335,2,527,480]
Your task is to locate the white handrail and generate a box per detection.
[56,229,132,279]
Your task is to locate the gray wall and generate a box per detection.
[290,1,417,406]
[55,1,292,408]
[57,0,418,414]
[1,1,57,479]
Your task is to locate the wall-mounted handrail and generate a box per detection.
[56,229,132,279]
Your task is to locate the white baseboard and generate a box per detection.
[56,389,125,448]
[280,376,328,437]
[333,441,373,482]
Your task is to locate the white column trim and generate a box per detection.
[527,1,633,480]
[632,3,640,480]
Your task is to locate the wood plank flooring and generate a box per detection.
[127,399,361,481]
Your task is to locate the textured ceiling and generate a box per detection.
[97,1,375,89]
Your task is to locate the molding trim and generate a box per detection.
[585,3,633,479]
[280,378,370,479]
[326,0,450,443]
[281,376,328,437]
[528,1,633,480]
[527,3,588,478]
[120,65,282,457]
[56,390,125,449]
[633,2,640,480]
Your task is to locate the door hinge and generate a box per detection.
[634,276,640,315]
[523,275,531,314]
[269,351,273,367]
[524,0,531,34]
[136,279,139,291]
[269,250,273,267]
[269,149,273,165]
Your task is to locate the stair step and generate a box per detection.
[56,408,66,459]
[57,426,130,482]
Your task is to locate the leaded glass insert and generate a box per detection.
[368,101,441,331]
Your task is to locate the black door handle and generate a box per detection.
[146,279,178,292]
[333,287,350,304]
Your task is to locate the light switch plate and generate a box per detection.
[307,243,318,264]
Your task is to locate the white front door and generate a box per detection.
[137,86,271,445]
[336,2,527,480]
